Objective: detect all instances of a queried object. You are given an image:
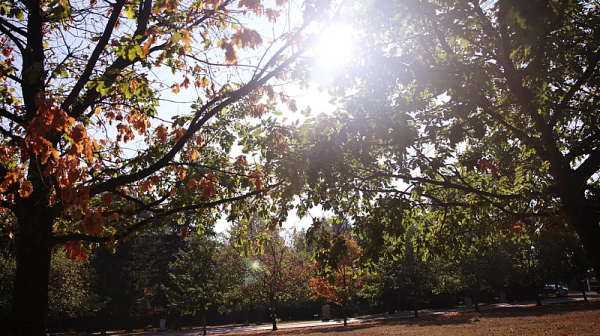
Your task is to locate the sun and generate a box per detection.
[314,23,355,72]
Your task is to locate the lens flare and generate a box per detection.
[315,23,355,72]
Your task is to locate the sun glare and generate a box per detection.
[314,24,355,72]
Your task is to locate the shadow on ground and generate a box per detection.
[228,301,600,335]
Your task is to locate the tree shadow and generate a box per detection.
[238,301,600,335]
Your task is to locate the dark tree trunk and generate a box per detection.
[578,280,588,302]
[343,301,347,327]
[413,298,419,318]
[535,292,542,306]
[9,200,54,336]
[270,295,277,331]
[474,291,480,312]
[202,311,207,336]
[564,201,600,286]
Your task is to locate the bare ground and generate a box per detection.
[217,301,600,336]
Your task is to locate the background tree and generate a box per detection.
[166,231,225,335]
[537,228,592,300]
[0,0,329,334]
[238,223,312,331]
[309,231,365,326]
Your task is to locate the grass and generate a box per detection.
[215,301,600,336]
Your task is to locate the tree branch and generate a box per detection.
[0,125,23,142]
[0,19,25,53]
[89,32,308,198]
[550,50,600,126]
[361,171,520,201]
[52,183,281,244]
[60,0,127,112]
[0,17,27,37]
[0,108,24,124]
[574,148,600,188]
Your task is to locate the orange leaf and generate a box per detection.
[18,180,33,198]
[189,149,199,163]
[140,181,152,193]
[187,179,198,189]
[180,226,189,241]
[510,224,522,234]
[101,193,113,207]
[156,124,169,143]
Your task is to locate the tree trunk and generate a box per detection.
[202,311,207,336]
[578,280,588,302]
[535,292,542,306]
[565,202,600,285]
[343,299,347,327]
[270,296,277,331]
[474,291,480,312]
[413,298,418,318]
[9,202,54,336]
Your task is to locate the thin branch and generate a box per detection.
[0,20,25,53]
[0,125,23,142]
[360,170,520,200]
[60,0,127,112]
[550,50,600,126]
[52,183,281,244]
[574,147,600,189]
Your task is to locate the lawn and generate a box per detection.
[221,301,600,336]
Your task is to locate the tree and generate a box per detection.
[0,1,329,334]
[309,232,364,326]
[165,231,233,334]
[536,228,592,300]
[295,0,600,282]
[238,224,312,331]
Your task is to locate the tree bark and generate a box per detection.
[343,298,347,327]
[578,279,588,302]
[535,292,542,306]
[9,203,53,336]
[474,291,480,312]
[202,311,207,336]
[564,199,600,286]
[413,298,419,318]
[270,295,277,331]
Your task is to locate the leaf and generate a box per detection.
[18,180,33,198]
[180,226,189,241]
[124,5,136,19]
[189,149,199,163]
[156,124,169,143]
[187,179,198,189]
[172,32,182,43]
[101,193,113,207]
[221,42,238,64]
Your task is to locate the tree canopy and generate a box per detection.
[292,0,600,281]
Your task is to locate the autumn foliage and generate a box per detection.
[310,234,365,325]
